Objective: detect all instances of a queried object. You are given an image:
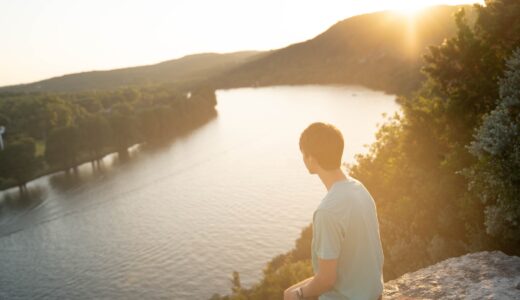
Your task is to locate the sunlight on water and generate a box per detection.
[0,85,398,299]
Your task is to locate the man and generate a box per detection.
[284,122,384,300]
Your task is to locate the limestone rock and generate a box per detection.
[383,251,520,299]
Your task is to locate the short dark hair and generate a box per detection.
[299,122,344,170]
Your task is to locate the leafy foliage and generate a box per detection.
[45,125,81,171]
[465,48,520,250]
[0,137,41,192]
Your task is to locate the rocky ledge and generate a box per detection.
[383,251,520,299]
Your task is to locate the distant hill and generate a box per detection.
[0,51,262,93]
[0,5,475,95]
[212,5,475,94]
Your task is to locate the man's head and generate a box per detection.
[299,122,344,174]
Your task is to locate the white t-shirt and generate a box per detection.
[311,176,384,300]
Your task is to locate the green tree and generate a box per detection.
[10,97,49,139]
[0,137,41,193]
[45,125,81,172]
[78,96,103,114]
[138,107,172,143]
[464,48,520,252]
[109,110,137,155]
[0,112,9,127]
[78,114,111,161]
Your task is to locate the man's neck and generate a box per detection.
[318,168,347,191]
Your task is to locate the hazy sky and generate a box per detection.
[0,0,483,87]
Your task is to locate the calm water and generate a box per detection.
[0,85,398,299]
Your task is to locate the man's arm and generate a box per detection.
[283,276,314,300]
[301,258,337,298]
[283,258,337,300]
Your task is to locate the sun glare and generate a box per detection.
[395,3,428,15]
[389,0,472,15]
[382,1,483,57]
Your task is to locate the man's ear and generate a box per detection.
[305,154,322,174]
[307,154,319,166]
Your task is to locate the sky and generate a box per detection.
[0,0,484,87]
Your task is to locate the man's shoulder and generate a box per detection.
[317,177,372,213]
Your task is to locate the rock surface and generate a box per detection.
[383,251,520,299]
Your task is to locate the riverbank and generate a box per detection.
[0,110,217,193]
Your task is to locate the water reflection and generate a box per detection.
[0,186,46,211]
[47,145,143,193]
[50,170,101,193]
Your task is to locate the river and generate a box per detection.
[0,85,399,299]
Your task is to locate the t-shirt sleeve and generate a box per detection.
[313,210,344,260]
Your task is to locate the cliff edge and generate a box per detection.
[383,251,520,299]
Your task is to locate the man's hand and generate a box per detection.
[283,288,298,300]
[283,277,314,300]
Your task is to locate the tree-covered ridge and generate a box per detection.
[0,51,261,93]
[212,1,520,299]
[213,5,473,95]
[0,84,217,192]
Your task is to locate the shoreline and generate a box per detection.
[0,111,218,194]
